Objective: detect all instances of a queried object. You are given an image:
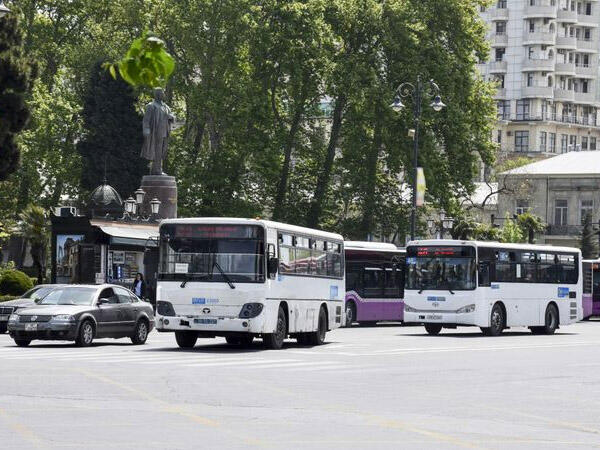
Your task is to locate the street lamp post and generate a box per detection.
[0,2,10,18]
[390,75,445,241]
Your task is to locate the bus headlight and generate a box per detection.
[239,303,263,318]
[404,304,418,313]
[456,304,476,314]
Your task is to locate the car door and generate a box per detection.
[114,287,136,335]
[96,288,122,337]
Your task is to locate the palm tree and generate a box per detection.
[19,205,48,284]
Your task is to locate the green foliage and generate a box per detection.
[500,213,525,243]
[0,295,19,303]
[106,32,175,88]
[473,223,501,241]
[516,212,546,244]
[0,269,34,296]
[19,204,49,284]
[580,213,599,259]
[0,9,37,181]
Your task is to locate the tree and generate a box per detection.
[500,214,525,244]
[77,62,147,198]
[580,213,599,259]
[0,9,37,181]
[516,212,546,244]
[19,204,48,284]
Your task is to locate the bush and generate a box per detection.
[0,269,34,296]
[0,295,18,302]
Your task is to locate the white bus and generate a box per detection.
[403,240,582,336]
[155,218,345,349]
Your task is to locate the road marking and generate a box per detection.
[372,341,600,355]
[0,406,45,448]
[182,358,299,368]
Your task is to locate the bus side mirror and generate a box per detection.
[268,257,279,278]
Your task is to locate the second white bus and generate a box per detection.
[403,240,582,336]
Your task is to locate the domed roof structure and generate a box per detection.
[88,180,123,218]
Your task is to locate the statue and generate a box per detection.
[141,87,175,175]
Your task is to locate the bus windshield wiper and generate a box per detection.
[213,260,235,289]
[180,273,210,288]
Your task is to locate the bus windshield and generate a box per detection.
[159,224,265,283]
[405,246,476,291]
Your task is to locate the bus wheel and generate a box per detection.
[226,335,253,346]
[486,303,505,336]
[344,302,355,327]
[542,304,559,335]
[175,331,198,349]
[424,323,443,335]
[308,307,328,346]
[263,306,286,350]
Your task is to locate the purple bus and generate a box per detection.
[583,259,600,319]
[343,242,405,326]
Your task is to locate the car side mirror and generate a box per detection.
[267,257,279,278]
[97,298,109,306]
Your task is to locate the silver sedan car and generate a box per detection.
[8,284,154,347]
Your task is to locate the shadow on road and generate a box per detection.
[400,331,580,338]
[136,340,339,354]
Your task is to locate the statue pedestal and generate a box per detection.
[140,175,177,219]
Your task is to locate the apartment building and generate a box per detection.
[479,0,600,155]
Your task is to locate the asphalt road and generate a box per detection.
[1,321,600,450]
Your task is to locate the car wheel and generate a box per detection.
[131,320,149,345]
[76,320,95,347]
[542,304,559,335]
[308,307,328,346]
[14,339,31,347]
[485,303,505,337]
[226,335,253,346]
[175,331,198,349]
[263,306,286,350]
[424,323,443,335]
[344,302,355,327]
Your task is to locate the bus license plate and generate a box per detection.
[194,318,217,325]
[426,314,443,321]
[25,323,37,331]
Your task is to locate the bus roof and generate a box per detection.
[344,241,402,252]
[159,217,344,241]
[407,239,581,254]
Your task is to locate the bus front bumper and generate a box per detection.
[155,315,266,334]
[403,311,478,326]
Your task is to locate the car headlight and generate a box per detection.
[239,303,263,319]
[8,314,18,323]
[456,304,476,314]
[52,314,75,321]
[404,304,418,313]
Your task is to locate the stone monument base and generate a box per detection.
[140,175,177,219]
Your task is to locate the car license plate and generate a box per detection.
[0,315,8,321]
[25,323,37,331]
[194,318,217,325]
[426,314,443,321]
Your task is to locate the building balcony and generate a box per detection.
[546,225,582,236]
[489,60,507,73]
[576,39,598,52]
[490,33,508,46]
[494,88,507,99]
[575,64,597,77]
[488,7,509,21]
[557,8,578,22]
[522,86,554,98]
[522,58,555,71]
[523,31,556,45]
[556,35,577,49]
[554,88,575,101]
[574,91,596,104]
[578,13,600,27]
[547,113,598,127]
[554,61,576,75]
[523,5,557,19]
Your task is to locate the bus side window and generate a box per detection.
[478,261,491,287]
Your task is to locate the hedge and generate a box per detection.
[0,270,34,296]
[0,295,18,303]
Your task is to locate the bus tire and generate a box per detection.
[226,335,253,346]
[344,301,356,327]
[175,331,198,349]
[542,304,559,335]
[485,303,505,337]
[424,323,442,335]
[263,306,286,350]
[308,307,328,346]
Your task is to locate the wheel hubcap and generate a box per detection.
[138,323,147,341]
[346,307,352,325]
[83,324,93,343]
[492,310,502,329]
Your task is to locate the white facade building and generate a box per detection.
[479,0,600,155]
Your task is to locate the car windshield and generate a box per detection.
[38,287,96,306]
[22,287,55,302]
[406,246,476,291]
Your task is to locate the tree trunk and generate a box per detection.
[358,101,384,239]
[306,94,346,228]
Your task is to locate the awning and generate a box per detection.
[94,223,160,247]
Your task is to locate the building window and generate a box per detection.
[582,136,588,150]
[496,22,506,35]
[549,132,556,153]
[586,2,592,15]
[497,0,506,8]
[496,129,502,144]
[497,100,510,120]
[591,137,597,150]
[569,134,578,151]
[539,131,547,152]
[527,73,534,87]
[515,131,529,152]
[554,199,568,226]
[529,20,535,33]
[495,47,505,62]
[561,134,568,153]
[584,28,591,40]
[516,200,530,215]
[581,199,594,223]
[516,100,530,120]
